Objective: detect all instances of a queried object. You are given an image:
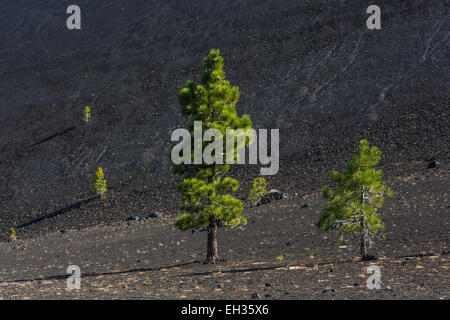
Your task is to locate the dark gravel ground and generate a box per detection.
[0,0,448,241]
[0,0,448,299]
[0,167,448,299]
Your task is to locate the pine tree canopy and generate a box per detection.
[318,139,393,245]
[249,177,268,206]
[174,49,253,231]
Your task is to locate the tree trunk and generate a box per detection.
[360,188,368,259]
[206,165,218,263]
[207,220,219,263]
[360,229,368,258]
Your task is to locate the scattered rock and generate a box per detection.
[126,216,139,221]
[269,189,284,199]
[260,189,287,204]
[427,160,440,169]
[149,211,165,218]
[138,212,166,220]
[301,203,308,208]
[322,288,337,294]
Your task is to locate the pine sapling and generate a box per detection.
[249,177,268,206]
[318,139,393,260]
[82,106,91,123]
[92,167,107,198]
[9,228,16,241]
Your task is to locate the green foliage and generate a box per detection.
[82,106,91,122]
[9,228,16,240]
[318,140,393,253]
[249,177,268,206]
[276,254,284,261]
[92,167,107,197]
[173,49,253,231]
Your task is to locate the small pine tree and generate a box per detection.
[82,106,91,123]
[92,167,107,198]
[249,177,268,206]
[173,49,253,263]
[318,140,393,259]
[9,228,16,241]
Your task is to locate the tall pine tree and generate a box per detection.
[318,140,393,259]
[173,49,252,263]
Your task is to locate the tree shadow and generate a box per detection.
[6,260,202,283]
[32,126,76,146]
[16,195,99,228]
[4,250,447,284]
[175,264,285,278]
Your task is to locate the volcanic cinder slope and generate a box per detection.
[0,0,448,299]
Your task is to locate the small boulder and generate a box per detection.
[260,189,287,204]
[126,216,139,221]
[268,189,284,200]
[427,160,441,169]
[149,211,164,218]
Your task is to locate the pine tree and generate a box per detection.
[92,167,107,198]
[9,228,16,241]
[249,177,268,206]
[173,49,253,263]
[82,106,91,123]
[318,140,393,259]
